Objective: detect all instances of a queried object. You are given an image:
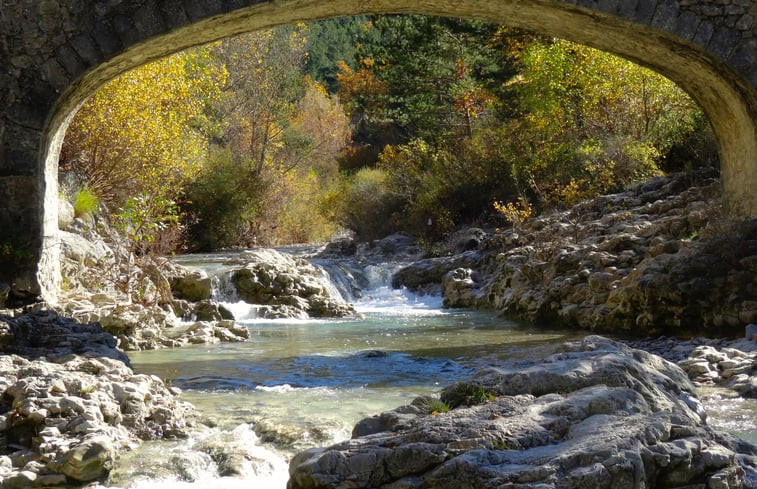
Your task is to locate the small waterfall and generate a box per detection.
[314,266,349,301]
[354,262,444,313]
[178,250,438,320]
[312,260,371,302]
[207,269,272,321]
[211,272,240,303]
[363,263,401,289]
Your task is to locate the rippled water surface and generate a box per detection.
[99,252,757,488]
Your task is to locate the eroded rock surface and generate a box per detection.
[624,333,757,398]
[430,171,756,337]
[226,249,357,319]
[288,337,757,489]
[0,311,194,486]
[39,218,248,351]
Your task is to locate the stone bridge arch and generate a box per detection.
[1,0,756,302]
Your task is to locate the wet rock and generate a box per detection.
[228,248,356,319]
[59,435,114,482]
[169,268,212,302]
[449,227,488,253]
[288,337,757,489]
[357,350,388,358]
[192,300,234,322]
[317,238,358,258]
[392,251,485,295]
[442,268,486,308]
[374,233,422,258]
[747,323,757,342]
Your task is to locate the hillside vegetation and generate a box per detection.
[59,16,713,251]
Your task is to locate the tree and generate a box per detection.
[508,39,704,207]
[306,16,380,92]
[185,26,352,248]
[60,47,224,207]
[213,26,308,179]
[353,15,512,144]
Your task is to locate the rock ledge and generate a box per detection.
[288,337,757,489]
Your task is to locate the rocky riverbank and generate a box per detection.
[288,336,757,489]
[31,210,251,351]
[0,311,194,487]
[395,170,757,338]
[623,334,757,398]
[0,202,357,352]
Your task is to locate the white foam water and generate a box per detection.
[99,425,290,489]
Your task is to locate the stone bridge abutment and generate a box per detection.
[1,0,756,303]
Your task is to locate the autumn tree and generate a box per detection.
[184,26,352,249]
[306,16,380,92]
[60,47,224,208]
[508,39,706,207]
[348,16,513,145]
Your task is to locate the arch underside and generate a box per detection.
[47,0,757,215]
[37,0,757,300]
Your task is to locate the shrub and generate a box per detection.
[183,148,267,250]
[114,193,180,256]
[441,382,498,408]
[73,187,99,218]
[332,167,402,240]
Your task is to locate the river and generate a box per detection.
[97,251,757,488]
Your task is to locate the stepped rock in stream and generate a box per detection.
[288,336,757,489]
[226,249,357,319]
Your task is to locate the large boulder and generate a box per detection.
[59,230,112,266]
[288,337,757,489]
[442,268,488,308]
[391,251,486,295]
[227,249,356,319]
[448,227,488,253]
[480,171,757,336]
[316,238,358,258]
[374,233,422,258]
[169,268,213,303]
[59,435,115,482]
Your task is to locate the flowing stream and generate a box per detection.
[99,250,757,488]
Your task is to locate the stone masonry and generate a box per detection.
[1,0,756,303]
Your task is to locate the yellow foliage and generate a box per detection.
[494,199,533,227]
[61,47,224,206]
[336,57,388,113]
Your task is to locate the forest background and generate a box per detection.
[59,15,714,254]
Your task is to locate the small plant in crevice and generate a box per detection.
[412,396,452,415]
[441,382,498,409]
[73,187,99,218]
[426,399,452,415]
